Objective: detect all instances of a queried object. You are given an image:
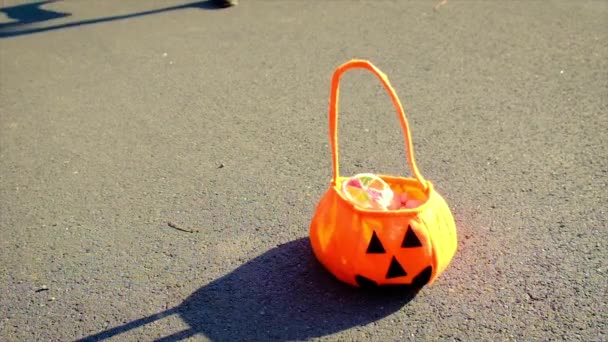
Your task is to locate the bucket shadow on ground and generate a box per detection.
[78,238,422,342]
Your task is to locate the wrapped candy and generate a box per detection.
[341,173,394,210]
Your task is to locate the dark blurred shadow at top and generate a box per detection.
[0,1,70,29]
[0,0,230,39]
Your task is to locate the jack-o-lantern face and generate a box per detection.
[309,177,457,291]
[353,224,433,290]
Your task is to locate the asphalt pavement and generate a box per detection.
[1,0,606,341]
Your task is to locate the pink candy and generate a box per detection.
[388,197,401,210]
[404,200,421,209]
[388,192,422,210]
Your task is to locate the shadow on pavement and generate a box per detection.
[76,238,422,341]
[0,0,229,39]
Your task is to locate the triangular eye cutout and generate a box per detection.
[386,256,407,278]
[401,225,422,248]
[366,231,386,254]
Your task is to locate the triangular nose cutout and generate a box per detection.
[386,256,407,279]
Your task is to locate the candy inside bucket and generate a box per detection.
[341,173,422,210]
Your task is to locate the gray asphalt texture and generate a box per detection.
[1,0,607,341]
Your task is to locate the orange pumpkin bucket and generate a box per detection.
[309,59,458,290]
